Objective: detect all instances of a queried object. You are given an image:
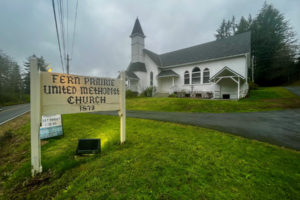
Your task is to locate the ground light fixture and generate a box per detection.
[76,139,101,155]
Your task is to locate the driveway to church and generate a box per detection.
[95,109,300,151]
[285,86,300,96]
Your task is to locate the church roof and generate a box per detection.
[143,49,162,66]
[157,70,179,78]
[210,66,245,80]
[130,18,145,38]
[144,31,251,68]
[127,62,147,72]
[126,71,139,80]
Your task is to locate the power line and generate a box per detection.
[67,0,69,54]
[59,0,66,60]
[52,0,79,74]
[52,0,64,73]
[71,0,79,59]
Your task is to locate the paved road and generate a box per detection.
[285,86,300,96]
[0,104,30,125]
[2,103,299,150]
[95,109,300,151]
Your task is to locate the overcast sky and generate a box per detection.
[0,0,299,78]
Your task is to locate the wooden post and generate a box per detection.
[30,57,42,176]
[119,71,126,144]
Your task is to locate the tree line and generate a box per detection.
[0,51,47,105]
[215,2,300,86]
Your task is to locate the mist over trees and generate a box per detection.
[0,51,48,105]
[215,2,300,86]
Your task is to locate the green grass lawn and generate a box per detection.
[127,87,300,113]
[1,113,299,199]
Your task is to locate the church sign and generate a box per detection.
[41,72,121,115]
[30,58,126,176]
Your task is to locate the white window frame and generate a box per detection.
[184,71,190,85]
[203,68,210,84]
[150,71,153,86]
[192,67,201,84]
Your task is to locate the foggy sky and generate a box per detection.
[0,0,299,78]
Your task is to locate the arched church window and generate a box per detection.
[184,71,190,85]
[150,71,153,86]
[192,67,201,84]
[203,68,210,83]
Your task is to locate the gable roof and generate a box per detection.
[126,71,139,80]
[210,66,245,80]
[157,70,179,78]
[143,49,162,66]
[144,31,251,68]
[130,18,145,38]
[127,62,147,72]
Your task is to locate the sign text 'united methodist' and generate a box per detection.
[41,72,121,115]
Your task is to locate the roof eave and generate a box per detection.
[210,66,245,80]
[130,33,146,38]
[160,53,248,69]
[157,75,179,78]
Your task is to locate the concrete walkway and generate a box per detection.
[95,109,300,151]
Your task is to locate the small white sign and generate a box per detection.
[41,114,62,128]
[40,114,63,139]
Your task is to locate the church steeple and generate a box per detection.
[130,18,145,38]
[130,18,145,63]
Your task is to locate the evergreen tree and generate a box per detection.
[215,19,227,40]
[236,16,252,34]
[251,2,297,85]
[215,17,237,40]
[0,51,23,104]
[23,55,48,94]
[215,3,298,85]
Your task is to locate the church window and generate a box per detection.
[184,71,190,85]
[192,67,201,84]
[150,72,153,86]
[203,68,210,83]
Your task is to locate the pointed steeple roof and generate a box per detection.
[130,18,145,38]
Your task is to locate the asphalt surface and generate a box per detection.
[95,109,300,151]
[285,86,300,96]
[1,103,299,151]
[0,104,30,125]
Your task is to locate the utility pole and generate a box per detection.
[251,55,254,83]
[66,54,70,74]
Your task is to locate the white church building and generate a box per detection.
[125,18,251,99]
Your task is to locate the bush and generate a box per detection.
[141,87,156,97]
[168,93,176,98]
[249,81,259,90]
[126,90,138,98]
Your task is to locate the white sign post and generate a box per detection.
[30,58,42,176]
[30,57,126,176]
[119,71,126,144]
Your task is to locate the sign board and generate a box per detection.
[30,57,126,176]
[40,115,63,139]
[40,72,121,115]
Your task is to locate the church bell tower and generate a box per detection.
[130,18,145,63]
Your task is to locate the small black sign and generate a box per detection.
[76,139,101,154]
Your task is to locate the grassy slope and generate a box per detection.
[127,87,300,113]
[1,113,299,200]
